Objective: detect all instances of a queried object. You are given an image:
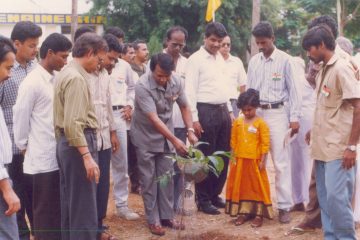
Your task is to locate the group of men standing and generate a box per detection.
[0,13,359,240]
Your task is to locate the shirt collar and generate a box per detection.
[69,60,91,79]
[13,59,34,70]
[199,46,221,60]
[260,47,278,61]
[148,72,175,91]
[324,53,339,67]
[37,64,54,82]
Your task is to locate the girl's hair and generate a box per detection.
[237,88,260,109]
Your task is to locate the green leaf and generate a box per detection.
[193,141,209,148]
[207,156,224,174]
[213,151,232,159]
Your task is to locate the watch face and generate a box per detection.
[349,145,357,151]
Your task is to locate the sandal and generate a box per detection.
[99,230,119,240]
[234,215,250,226]
[284,226,315,236]
[251,216,263,228]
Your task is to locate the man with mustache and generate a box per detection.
[131,40,149,77]
[185,22,233,215]
[246,21,301,223]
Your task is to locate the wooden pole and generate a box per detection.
[71,0,78,42]
[250,0,261,56]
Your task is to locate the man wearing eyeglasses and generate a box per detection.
[54,33,108,240]
[163,26,189,213]
[219,35,247,117]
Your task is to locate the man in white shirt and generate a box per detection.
[110,42,139,220]
[185,22,233,215]
[163,26,189,212]
[219,35,247,117]
[0,36,21,240]
[13,33,72,240]
[247,21,301,223]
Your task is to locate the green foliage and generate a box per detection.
[90,0,360,65]
[156,142,231,186]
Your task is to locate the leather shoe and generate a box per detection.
[290,203,305,212]
[148,224,165,236]
[211,197,226,208]
[161,219,185,230]
[279,209,291,224]
[198,202,221,215]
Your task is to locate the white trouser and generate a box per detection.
[258,106,293,210]
[290,108,313,204]
[353,145,360,222]
[111,110,129,208]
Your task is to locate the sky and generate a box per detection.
[1,0,93,14]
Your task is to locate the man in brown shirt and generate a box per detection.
[54,33,108,240]
[302,25,360,239]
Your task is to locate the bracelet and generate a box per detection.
[81,152,90,157]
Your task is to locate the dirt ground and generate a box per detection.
[104,162,360,240]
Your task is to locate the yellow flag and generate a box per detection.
[206,0,222,22]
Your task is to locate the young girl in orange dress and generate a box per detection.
[225,88,273,227]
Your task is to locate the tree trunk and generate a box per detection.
[71,0,78,42]
[251,0,261,56]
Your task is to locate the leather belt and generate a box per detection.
[260,102,284,110]
[112,105,124,111]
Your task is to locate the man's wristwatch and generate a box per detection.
[187,128,195,135]
[347,145,357,152]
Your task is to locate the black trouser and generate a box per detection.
[96,148,111,232]
[173,127,187,210]
[127,130,140,192]
[195,103,231,205]
[8,154,33,240]
[57,131,98,240]
[33,170,61,240]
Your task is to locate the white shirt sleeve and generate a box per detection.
[185,56,200,122]
[238,59,247,87]
[13,80,36,151]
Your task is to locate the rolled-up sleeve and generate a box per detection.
[63,78,90,147]
[340,63,360,100]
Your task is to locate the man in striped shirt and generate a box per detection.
[247,21,301,223]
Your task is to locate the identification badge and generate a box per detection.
[172,94,179,101]
[272,73,282,81]
[248,125,257,133]
[321,85,330,97]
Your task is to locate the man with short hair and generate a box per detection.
[105,26,125,43]
[302,25,360,240]
[219,35,247,117]
[185,22,233,215]
[131,40,149,77]
[0,20,42,240]
[13,33,72,240]
[54,33,108,240]
[0,36,21,240]
[109,41,139,220]
[131,53,197,236]
[87,33,121,239]
[164,25,189,211]
[247,21,301,223]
